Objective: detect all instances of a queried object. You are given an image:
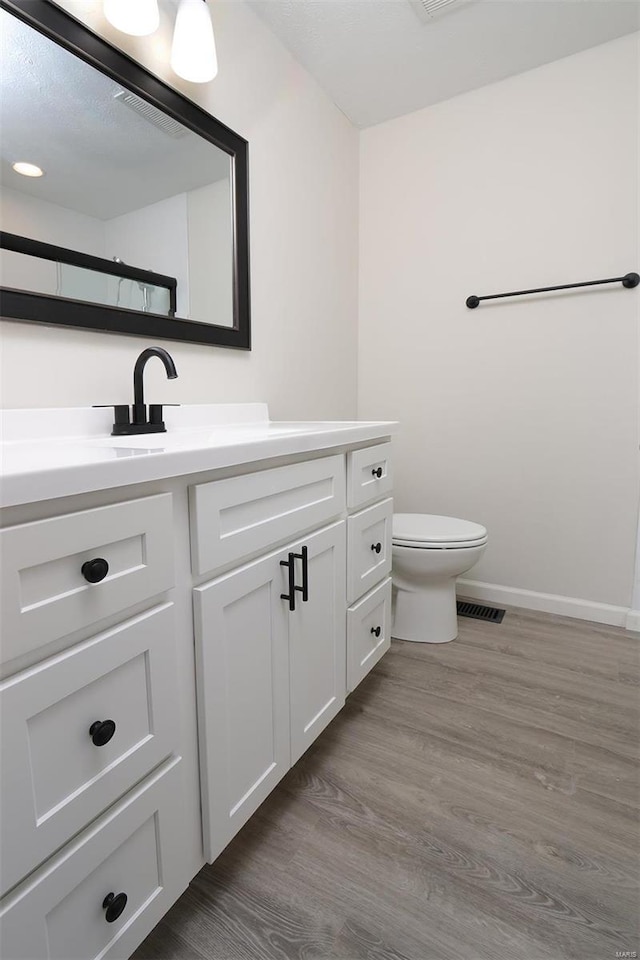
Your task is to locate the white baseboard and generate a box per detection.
[625,609,640,632]
[457,578,632,629]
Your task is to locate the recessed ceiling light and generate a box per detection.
[12,161,44,178]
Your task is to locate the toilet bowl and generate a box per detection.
[392,513,487,644]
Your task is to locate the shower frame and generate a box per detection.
[0,231,178,317]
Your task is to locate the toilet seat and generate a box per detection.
[393,537,488,549]
[392,513,487,550]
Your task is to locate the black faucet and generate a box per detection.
[132,347,178,426]
[100,347,179,436]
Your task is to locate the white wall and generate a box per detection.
[359,34,639,609]
[0,0,359,421]
[187,179,233,328]
[0,185,106,255]
[0,186,106,296]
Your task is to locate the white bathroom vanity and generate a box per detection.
[0,404,395,960]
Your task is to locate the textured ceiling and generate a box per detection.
[0,8,230,220]
[247,0,640,127]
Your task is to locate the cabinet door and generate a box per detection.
[289,521,346,765]
[194,553,291,863]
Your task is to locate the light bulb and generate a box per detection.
[171,0,218,84]
[104,0,159,37]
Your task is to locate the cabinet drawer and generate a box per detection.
[347,498,393,603]
[347,578,392,693]
[0,494,174,665]
[0,757,184,960]
[190,455,346,577]
[347,442,392,509]
[0,604,178,897]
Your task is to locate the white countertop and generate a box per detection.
[0,404,397,508]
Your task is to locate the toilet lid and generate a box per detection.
[393,513,487,545]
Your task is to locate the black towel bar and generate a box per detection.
[466,272,639,309]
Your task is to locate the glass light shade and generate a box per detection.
[171,0,218,84]
[104,0,159,37]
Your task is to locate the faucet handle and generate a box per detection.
[93,402,179,436]
[149,404,163,426]
[93,404,131,428]
[149,403,180,427]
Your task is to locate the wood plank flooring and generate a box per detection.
[133,605,639,960]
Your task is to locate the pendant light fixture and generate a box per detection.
[104,0,160,36]
[171,0,218,83]
[103,0,218,84]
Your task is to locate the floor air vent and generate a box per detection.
[457,601,505,623]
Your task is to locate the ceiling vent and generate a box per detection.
[408,0,472,23]
[113,90,188,139]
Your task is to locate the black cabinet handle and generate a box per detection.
[89,719,116,746]
[371,467,383,478]
[81,558,109,583]
[371,626,381,638]
[293,545,309,603]
[371,542,382,554]
[103,892,127,923]
[280,553,296,611]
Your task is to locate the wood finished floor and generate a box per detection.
[134,605,639,960]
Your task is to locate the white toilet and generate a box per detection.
[392,513,488,643]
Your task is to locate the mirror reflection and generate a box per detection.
[0,7,235,328]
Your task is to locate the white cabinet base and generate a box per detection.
[1,432,394,960]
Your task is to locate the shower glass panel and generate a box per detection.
[59,263,173,315]
[0,235,176,317]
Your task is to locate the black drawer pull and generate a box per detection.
[292,545,309,603]
[103,892,127,923]
[90,719,116,746]
[371,467,383,478]
[81,558,109,583]
[371,626,381,638]
[280,553,296,611]
[371,542,382,554]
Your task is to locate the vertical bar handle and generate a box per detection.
[293,546,309,602]
[280,553,296,611]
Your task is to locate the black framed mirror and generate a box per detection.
[0,0,251,348]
